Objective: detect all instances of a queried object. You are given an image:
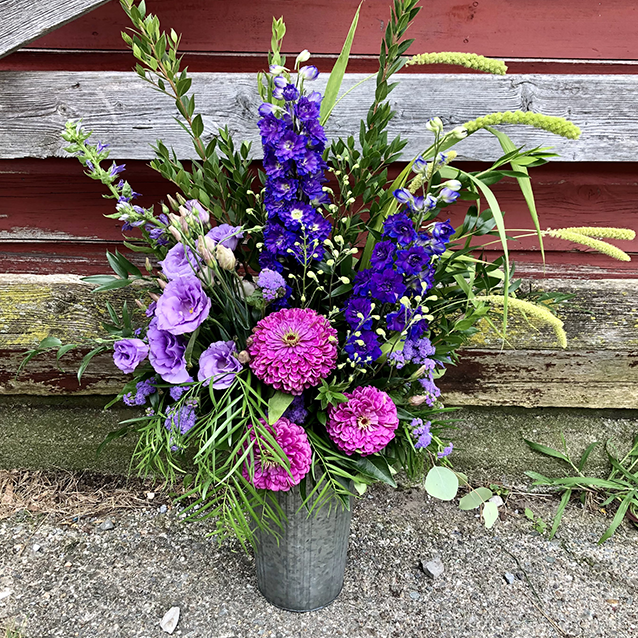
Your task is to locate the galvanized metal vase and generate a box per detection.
[254,487,352,612]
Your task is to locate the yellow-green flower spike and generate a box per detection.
[407,52,507,76]
[558,227,636,241]
[479,295,567,348]
[408,173,426,194]
[462,111,581,140]
[547,229,632,262]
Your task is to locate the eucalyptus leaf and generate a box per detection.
[267,391,295,425]
[458,487,493,511]
[482,501,499,529]
[425,466,459,501]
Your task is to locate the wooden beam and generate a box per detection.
[0,71,636,161]
[0,0,110,60]
[1,274,637,408]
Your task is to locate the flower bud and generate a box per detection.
[408,395,428,406]
[149,292,161,302]
[242,280,256,297]
[299,65,319,81]
[169,226,182,242]
[426,117,444,134]
[269,64,285,75]
[156,278,167,290]
[443,179,462,192]
[450,126,468,139]
[145,257,153,273]
[296,49,311,65]
[216,244,236,271]
[237,350,251,364]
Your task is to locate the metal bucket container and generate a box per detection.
[254,487,352,612]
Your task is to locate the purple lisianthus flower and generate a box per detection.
[345,297,374,330]
[370,269,406,304]
[145,301,157,317]
[395,245,430,276]
[183,199,209,224]
[159,243,200,280]
[383,212,418,247]
[275,131,307,162]
[113,338,148,374]
[207,223,244,251]
[370,241,396,271]
[147,318,192,384]
[345,330,382,364]
[197,340,242,390]
[257,268,287,302]
[155,276,211,335]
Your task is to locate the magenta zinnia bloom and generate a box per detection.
[242,417,312,491]
[326,386,399,456]
[248,307,337,395]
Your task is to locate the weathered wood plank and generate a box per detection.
[1,275,637,408]
[439,350,638,409]
[0,72,637,161]
[0,0,110,60]
[27,0,638,61]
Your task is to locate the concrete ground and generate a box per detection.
[0,479,636,638]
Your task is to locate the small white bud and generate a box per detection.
[426,117,444,134]
[339,276,350,285]
[296,49,311,64]
[450,126,468,139]
[216,244,236,271]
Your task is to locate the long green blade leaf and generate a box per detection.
[549,489,571,539]
[319,3,361,125]
[599,490,636,544]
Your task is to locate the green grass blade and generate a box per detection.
[549,488,571,539]
[599,490,636,544]
[319,3,361,125]
[487,126,545,264]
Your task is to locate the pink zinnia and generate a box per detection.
[326,386,399,456]
[242,417,312,491]
[248,307,337,395]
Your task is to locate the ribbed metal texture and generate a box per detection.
[254,488,352,612]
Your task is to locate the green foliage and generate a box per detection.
[524,507,547,535]
[525,435,638,542]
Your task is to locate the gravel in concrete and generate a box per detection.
[0,484,636,638]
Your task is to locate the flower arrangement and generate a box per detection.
[25,0,635,546]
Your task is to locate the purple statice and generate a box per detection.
[169,385,187,401]
[403,337,436,363]
[383,213,417,246]
[411,418,432,450]
[438,443,454,458]
[164,399,198,436]
[123,377,157,406]
[257,268,287,302]
[257,73,331,271]
[418,372,441,407]
[283,395,308,425]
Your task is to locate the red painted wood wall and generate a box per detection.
[2,0,637,277]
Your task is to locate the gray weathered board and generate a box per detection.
[1,275,636,408]
[0,71,637,161]
[0,0,110,60]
